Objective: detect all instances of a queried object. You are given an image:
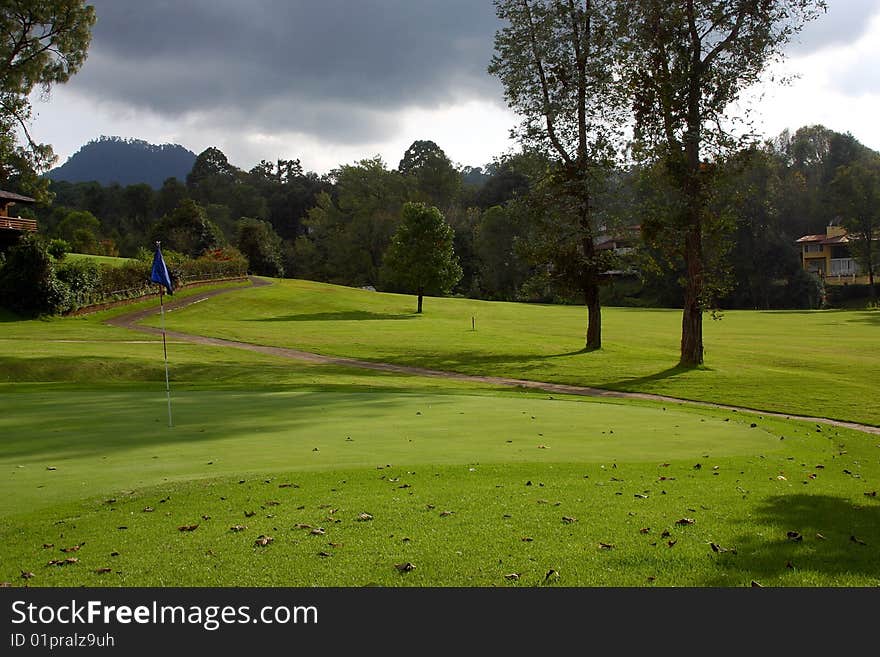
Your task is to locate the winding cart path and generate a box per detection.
[106,277,880,436]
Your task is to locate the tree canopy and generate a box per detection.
[623,0,827,365]
[382,202,462,313]
[0,0,96,202]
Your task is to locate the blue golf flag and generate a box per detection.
[151,243,173,295]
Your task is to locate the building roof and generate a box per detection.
[0,190,36,204]
[796,233,849,245]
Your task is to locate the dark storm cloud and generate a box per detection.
[70,1,879,147]
[73,0,503,144]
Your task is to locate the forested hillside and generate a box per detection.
[46,137,197,188]
[25,126,880,310]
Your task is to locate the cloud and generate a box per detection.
[70,0,505,146]
[786,0,880,54]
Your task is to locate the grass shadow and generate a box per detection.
[600,365,693,389]
[702,494,880,586]
[250,311,416,322]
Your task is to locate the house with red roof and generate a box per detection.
[795,222,868,285]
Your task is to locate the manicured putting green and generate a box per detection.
[0,389,782,517]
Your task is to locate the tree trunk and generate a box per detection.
[680,223,704,366]
[417,291,423,314]
[585,282,601,350]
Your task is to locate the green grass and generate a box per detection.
[2,277,879,587]
[64,253,137,267]
[3,387,878,587]
[141,278,880,426]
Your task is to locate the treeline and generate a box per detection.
[28,125,878,310]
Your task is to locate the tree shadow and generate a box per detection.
[600,365,693,389]
[250,311,416,322]
[844,311,880,326]
[702,494,880,586]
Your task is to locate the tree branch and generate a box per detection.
[520,0,573,165]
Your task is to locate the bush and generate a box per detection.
[0,235,69,316]
[47,238,71,260]
[56,258,101,309]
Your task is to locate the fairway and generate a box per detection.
[141,279,880,426]
[1,389,783,516]
[2,278,879,587]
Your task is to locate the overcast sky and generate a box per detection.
[28,0,880,175]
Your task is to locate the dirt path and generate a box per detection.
[106,277,880,436]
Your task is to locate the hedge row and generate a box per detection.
[0,237,249,316]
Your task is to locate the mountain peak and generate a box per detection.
[46,136,197,188]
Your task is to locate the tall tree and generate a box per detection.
[490,0,622,349]
[623,0,826,365]
[382,202,462,313]
[831,156,880,297]
[150,199,225,258]
[296,157,408,286]
[236,217,285,278]
[0,0,96,202]
[398,140,461,209]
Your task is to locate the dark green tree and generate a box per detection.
[490,0,623,349]
[236,217,285,278]
[623,0,827,365]
[382,202,462,313]
[0,234,68,315]
[55,209,100,254]
[398,140,461,209]
[150,199,225,258]
[0,1,96,202]
[474,205,530,300]
[295,157,408,286]
[831,156,880,296]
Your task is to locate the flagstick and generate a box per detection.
[159,285,173,428]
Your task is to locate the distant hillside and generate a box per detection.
[46,136,197,189]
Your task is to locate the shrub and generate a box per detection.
[0,235,69,316]
[47,238,71,260]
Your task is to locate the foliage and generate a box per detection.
[490,0,624,348]
[55,255,100,309]
[296,157,409,286]
[236,217,285,277]
[150,199,226,257]
[473,205,530,300]
[831,155,880,292]
[0,234,68,315]
[398,140,461,209]
[0,0,96,202]
[46,238,70,260]
[381,202,462,312]
[622,0,827,365]
[46,137,196,189]
[55,208,101,254]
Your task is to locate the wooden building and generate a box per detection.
[0,190,37,250]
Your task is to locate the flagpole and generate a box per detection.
[159,285,173,428]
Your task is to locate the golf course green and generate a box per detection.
[1,278,878,586]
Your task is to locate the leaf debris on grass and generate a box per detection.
[178,524,199,532]
[394,562,416,573]
[254,535,274,547]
